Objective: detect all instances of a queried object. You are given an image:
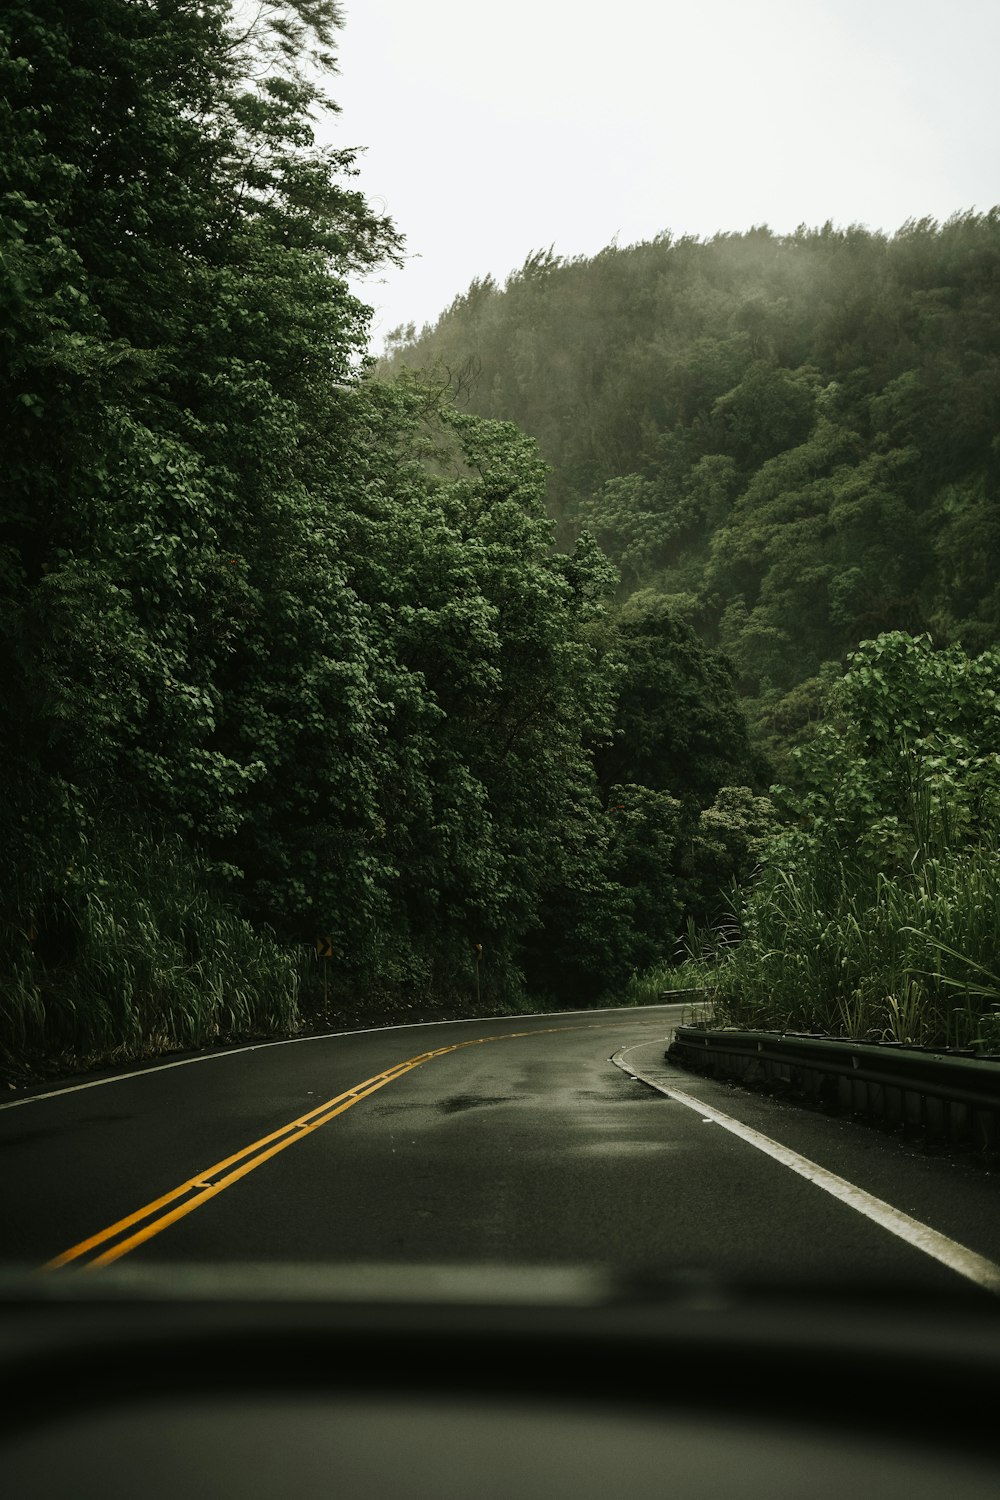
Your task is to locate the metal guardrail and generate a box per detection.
[666,1025,1000,1158]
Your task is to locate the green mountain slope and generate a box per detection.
[379,217,1000,766]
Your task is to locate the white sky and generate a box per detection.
[323,0,1000,353]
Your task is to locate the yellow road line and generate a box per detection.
[42,1022,618,1270]
[44,1049,455,1269]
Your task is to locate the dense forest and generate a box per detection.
[1,0,775,1079]
[380,217,1000,1049]
[3,1,998,1081]
[381,226,1000,1049]
[380,218,1000,770]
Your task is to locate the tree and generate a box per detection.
[772,631,1000,873]
[381,215,1000,773]
[0,0,409,1045]
[594,591,765,807]
[1,0,400,827]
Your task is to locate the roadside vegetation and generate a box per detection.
[0,0,768,1081]
[629,634,1000,1053]
[1,815,301,1077]
[3,3,999,1083]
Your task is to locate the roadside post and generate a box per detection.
[473,942,483,1007]
[315,935,333,1012]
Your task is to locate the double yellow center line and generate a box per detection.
[45,1040,485,1270]
[44,1025,575,1271]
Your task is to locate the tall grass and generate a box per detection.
[0,816,301,1078]
[623,912,735,1018]
[625,755,1000,1055]
[696,827,1000,1052]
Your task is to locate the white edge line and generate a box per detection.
[1,1003,691,1111]
[613,1043,1000,1297]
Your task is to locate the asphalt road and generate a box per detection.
[2,1003,999,1292]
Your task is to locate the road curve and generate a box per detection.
[2,1003,998,1293]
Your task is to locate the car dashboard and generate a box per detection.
[2,1263,999,1499]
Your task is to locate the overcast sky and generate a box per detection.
[322,0,1000,353]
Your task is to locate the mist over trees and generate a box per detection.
[380,218,1000,770]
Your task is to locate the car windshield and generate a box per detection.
[3,0,1000,1329]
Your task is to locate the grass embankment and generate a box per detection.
[0,818,535,1090]
[628,833,1000,1054]
[0,822,301,1088]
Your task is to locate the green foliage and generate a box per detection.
[0,808,300,1077]
[603,783,685,974]
[680,784,779,929]
[594,590,765,805]
[773,631,1000,867]
[0,0,417,1063]
[381,215,1000,759]
[5,1,876,1074]
[703,634,1000,1050]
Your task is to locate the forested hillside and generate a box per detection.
[1,0,774,1079]
[6,2,998,1079]
[380,220,1000,766]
